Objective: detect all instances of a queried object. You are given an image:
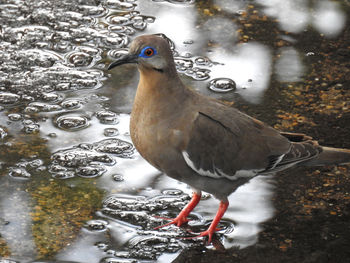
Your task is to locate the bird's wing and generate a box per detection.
[181,103,321,180]
[181,106,290,180]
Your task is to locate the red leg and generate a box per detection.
[154,192,201,229]
[189,200,229,244]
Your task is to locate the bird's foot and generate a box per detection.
[184,227,221,244]
[185,200,229,245]
[153,214,189,229]
[154,192,201,230]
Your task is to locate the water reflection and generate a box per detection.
[0,179,36,261]
[275,47,304,82]
[208,43,272,103]
[257,0,346,37]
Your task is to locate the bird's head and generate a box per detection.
[108,34,176,74]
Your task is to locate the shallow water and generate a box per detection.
[0,0,349,262]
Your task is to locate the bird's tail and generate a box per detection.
[300,146,350,166]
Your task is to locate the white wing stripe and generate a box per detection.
[182,151,257,180]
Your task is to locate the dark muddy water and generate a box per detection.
[0,0,349,262]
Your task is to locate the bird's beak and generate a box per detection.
[108,54,138,70]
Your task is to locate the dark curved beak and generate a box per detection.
[108,54,138,70]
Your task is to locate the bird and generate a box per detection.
[108,34,350,244]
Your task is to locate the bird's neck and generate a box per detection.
[133,69,187,115]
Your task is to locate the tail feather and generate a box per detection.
[300,146,350,166]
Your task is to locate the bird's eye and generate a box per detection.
[139,46,157,58]
[144,48,154,56]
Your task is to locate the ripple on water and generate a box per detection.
[107,49,129,60]
[15,49,63,68]
[55,115,90,131]
[99,193,207,260]
[208,78,236,93]
[49,138,133,178]
[65,51,94,67]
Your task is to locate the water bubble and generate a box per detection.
[112,174,124,182]
[9,167,31,179]
[109,25,136,35]
[78,5,107,17]
[20,95,35,102]
[183,39,194,45]
[28,159,44,168]
[84,219,108,231]
[22,121,40,134]
[55,115,89,131]
[105,0,136,11]
[191,68,210,81]
[51,148,115,168]
[95,241,109,250]
[40,92,61,102]
[103,33,129,48]
[96,110,119,124]
[93,138,134,157]
[24,106,39,113]
[7,113,22,121]
[208,78,236,93]
[77,46,101,56]
[0,92,20,104]
[107,15,131,25]
[100,257,137,263]
[15,49,61,68]
[174,58,193,72]
[52,171,76,179]
[28,102,62,112]
[161,189,183,196]
[61,99,82,110]
[104,128,119,137]
[194,56,212,66]
[66,51,93,67]
[76,165,106,178]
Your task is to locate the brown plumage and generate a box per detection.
[108,34,350,244]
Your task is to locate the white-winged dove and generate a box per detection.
[108,34,350,244]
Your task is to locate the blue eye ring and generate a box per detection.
[139,46,157,58]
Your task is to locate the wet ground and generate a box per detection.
[0,0,350,262]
